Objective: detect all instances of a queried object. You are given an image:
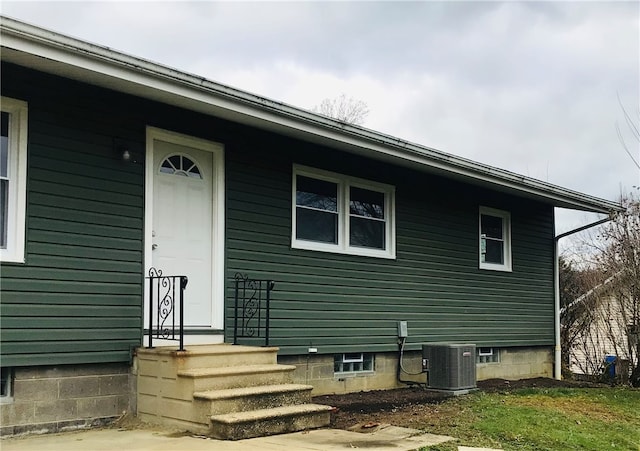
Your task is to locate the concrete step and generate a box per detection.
[209,403,333,440]
[193,384,314,415]
[136,345,329,440]
[137,344,279,371]
[178,364,296,391]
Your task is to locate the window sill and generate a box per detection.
[292,240,396,260]
[479,262,512,272]
[334,371,375,379]
[0,252,25,264]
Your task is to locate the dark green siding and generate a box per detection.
[224,140,555,355]
[1,63,555,365]
[1,64,145,366]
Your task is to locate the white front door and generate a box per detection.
[146,128,225,330]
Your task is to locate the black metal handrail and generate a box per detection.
[146,267,188,351]
[233,273,275,346]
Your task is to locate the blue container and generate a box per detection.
[604,355,617,378]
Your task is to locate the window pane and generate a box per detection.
[187,164,201,178]
[296,207,338,244]
[364,354,374,371]
[481,214,503,239]
[160,159,175,174]
[343,353,364,363]
[483,239,504,264]
[350,216,385,249]
[0,179,7,248]
[1,112,9,178]
[0,367,10,397]
[296,176,337,212]
[168,155,181,170]
[182,156,194,171]
[350,187,384,219]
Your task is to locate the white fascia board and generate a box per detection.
[0,16,623,215]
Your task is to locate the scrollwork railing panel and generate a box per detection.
[233,273,275,346]
[146,267,188,351]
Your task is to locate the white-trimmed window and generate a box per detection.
[0,367,13,403]
[292,165,395,259]
[479,206,511,271]
[476,347,500,364]
[0,97,28,263]
[334,353,375,374]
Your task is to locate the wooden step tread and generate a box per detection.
[210,404,333,425]
[178,364,296,378]
[194,384,313,401]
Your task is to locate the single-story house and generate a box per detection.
[0,16,623,436]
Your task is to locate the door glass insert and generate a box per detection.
[160,154,203,179]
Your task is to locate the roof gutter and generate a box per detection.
[552,213,617,380]
[555,217,613,241]
[0,15,623,215]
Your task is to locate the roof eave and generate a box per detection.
[0,15,623,215]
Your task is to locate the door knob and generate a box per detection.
[152,244,158,250]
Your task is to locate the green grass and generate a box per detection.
[421,387,640,451]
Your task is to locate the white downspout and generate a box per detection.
[553,215,614,380]
[553,239,561,380]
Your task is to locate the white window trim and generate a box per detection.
[0,97,28,264]
[476,347,500,364]
[292,164,396,259]
[334,352,375,375]
[0,367,14,404]
[479,206,512,272]
[342,353,364,363]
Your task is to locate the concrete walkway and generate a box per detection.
[2,426,456,451]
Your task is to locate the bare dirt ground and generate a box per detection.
[110,377,604,436]
[312,377,604,431]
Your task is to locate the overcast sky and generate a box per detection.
[2,1,639,236]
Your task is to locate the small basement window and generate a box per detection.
[334,353,374,374]
[477,347,500,364]
[1,367,13,402]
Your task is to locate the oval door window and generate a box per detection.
[159,154,203,179]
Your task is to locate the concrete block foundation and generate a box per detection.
[0,346,553,436]
[279,346,553,396]
[476,347,553,381]
[0,363,132,437]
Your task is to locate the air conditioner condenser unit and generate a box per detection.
[422,343,476,390]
